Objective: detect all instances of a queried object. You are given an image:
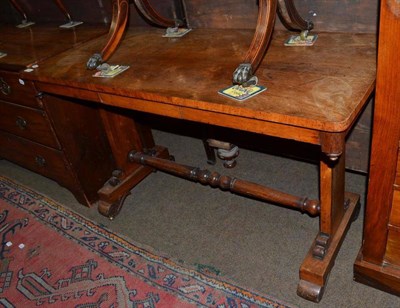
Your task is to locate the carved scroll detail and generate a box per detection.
[98,192,131,220]
[312,232,330,259]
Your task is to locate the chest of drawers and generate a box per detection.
[0,25,115,207]
[354,0,400,296]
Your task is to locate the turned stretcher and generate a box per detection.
[86,0,313,86]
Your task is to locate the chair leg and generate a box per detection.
[233,0,314,86]
[87,0,130,70]
[233,0,277,86]
[277,0,314,32]
[133,0,176,27]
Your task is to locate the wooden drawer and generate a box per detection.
[0,101,60,149]
[0,70,40,108]
[390,190,400,227]
[396,149,400,187]
[385,228,400,267]
[0,131,75,187]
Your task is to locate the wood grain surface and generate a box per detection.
[0,24,108,70]
[25,28,376,133]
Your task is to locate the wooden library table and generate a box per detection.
[22,27,376,302]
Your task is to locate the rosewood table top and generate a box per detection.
[24,28,376,136]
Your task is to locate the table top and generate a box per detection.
[0,24,108,71]
[23,27,376,133]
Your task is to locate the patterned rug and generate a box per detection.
[0,176,295,307]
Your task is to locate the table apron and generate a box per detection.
[35,81,327,147]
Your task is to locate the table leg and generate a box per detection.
[297,144,360,302]
[97,108,168,219]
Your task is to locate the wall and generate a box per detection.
[0,0,378,33]
[0,0,112,24]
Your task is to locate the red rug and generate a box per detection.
[0,176,295,307]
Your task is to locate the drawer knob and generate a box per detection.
[16,117,28,130]
[35,92,44,99]
[0,78,11,95]
[35,156,46,167]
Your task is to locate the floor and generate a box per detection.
[1,129,399,307]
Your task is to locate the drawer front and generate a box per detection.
[385,228,400,267]
[0,131,74,186]
[0,101,60,149]
[396,148,400,187]
[390,190,400,227]
[0,70,40,108]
